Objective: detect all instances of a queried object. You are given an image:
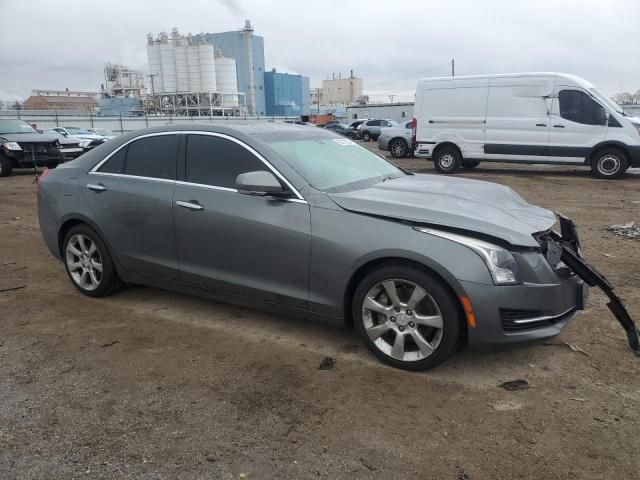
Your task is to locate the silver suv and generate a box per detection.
[378,121,413,158]
[358,119,399,142]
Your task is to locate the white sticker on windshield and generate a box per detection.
[333,138,355,146]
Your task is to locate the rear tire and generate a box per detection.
[353,264,462,371]
[0,154,13,177]
[434,146,462,174]
[462,160,480,169]
[362,131,371,142]
[389,138,409,158]
[590,148,628,179]
[63,224,124,298]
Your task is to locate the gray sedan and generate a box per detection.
[38,123,589,370]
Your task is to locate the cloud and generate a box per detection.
[216,0,245,17]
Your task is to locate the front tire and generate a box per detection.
[0,154,13,177]
[591,148,628,179]
[63,225,123,297]
[353,264,462,371]
[434,146,462,174]
[362,131,371,142]
[389,138,409,158]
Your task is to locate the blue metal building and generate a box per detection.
[264,69,310,117]
[204,21,266,116]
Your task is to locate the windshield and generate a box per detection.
[256,130,405,192]
[0,119,37,134]
[65,127,83,134]
[589,88,625,115]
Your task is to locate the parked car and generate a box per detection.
[45,130,84,161]
[0,119,61,177]
[51,127,107,151]
[347,119,367,139]
[378,120,414,157]
[38,123,622,371]
[325,123,358,138]
[413,72,640,178]
[358,119,399,142]
[86,128,117,140]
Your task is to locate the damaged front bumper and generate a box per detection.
[539,214,640,355]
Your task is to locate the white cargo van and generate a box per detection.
[413,73,640,179]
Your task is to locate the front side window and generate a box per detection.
[185,135,266,189]
[123,135,178,180]
[558,90,604,125]
[99,146,126,174]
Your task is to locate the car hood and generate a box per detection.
[0,132,59,143]
[327,174,556,247]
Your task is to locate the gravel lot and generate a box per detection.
[1,146,640,479]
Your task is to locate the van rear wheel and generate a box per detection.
[434,146,462,174]
[591,148,628,179]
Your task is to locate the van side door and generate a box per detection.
[548,88,608,162]
[483,77,552,162]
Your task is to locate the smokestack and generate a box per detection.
[242,19,256,115]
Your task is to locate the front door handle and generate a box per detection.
[553,125,566,128]
[86,183,107,192]
[176,200,204,211]
[535,123,547,127]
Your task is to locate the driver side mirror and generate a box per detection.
[236,170,287,197]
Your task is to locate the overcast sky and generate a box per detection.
[0,0,638,102]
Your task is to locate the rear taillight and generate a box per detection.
[411,117,417,147]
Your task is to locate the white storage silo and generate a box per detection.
[214,56,238,107]
[146,43,164,93]
[187,46,202,92]
[199,44,217,93]
[160,43,176,93]
[175,45,189,93]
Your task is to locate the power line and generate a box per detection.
[365,62,452,89]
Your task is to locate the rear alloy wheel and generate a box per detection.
[63,225,123,297]
[353,265,462,371]
[362,131,371,142]
[434,146,462,174]
[389,138,409,158]
[591,148,628,179]
[0,154,12,177]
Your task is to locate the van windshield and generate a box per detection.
[589,88,625,115]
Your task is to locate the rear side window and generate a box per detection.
[185,135,267,189]
[124,135,178,180]
[558,90,603,125]
[98,146,126,174]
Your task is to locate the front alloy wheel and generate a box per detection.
[353,265,462,370]
[66,233,103,291]
[389,139,408,158]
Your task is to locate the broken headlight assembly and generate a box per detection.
[415,227,519,285]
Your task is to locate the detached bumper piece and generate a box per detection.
[543,214,640,356]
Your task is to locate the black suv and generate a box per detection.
[0,119,61,177]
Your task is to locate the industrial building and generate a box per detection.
[204,20,266,116]
[264,69,310,116]
[103,64,145,98]
[322,71,363,105]
[23,89,99,112]
[346,102,414,123]
[146,29,244,116]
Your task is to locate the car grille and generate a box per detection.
[500,308,572,333]
[18,142,58,154]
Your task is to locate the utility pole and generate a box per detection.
[389,94,395,103]
[451,58,455,77]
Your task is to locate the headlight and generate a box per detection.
[79,139,91,148]
[2,141,22,151]
[415,227,520,285]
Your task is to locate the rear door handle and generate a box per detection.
[536,123,547,127]
[553,125,565,128]
[176,200,204,211]
[86,183,107,192]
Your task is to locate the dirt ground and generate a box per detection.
[1,147,639,480]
